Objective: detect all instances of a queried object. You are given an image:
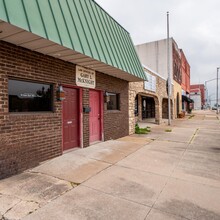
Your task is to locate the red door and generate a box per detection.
[89,90,101,143]
[63,87,79,151]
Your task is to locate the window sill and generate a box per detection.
[8,112,56,119]
[9,111,54,115]
[106,110,121,113]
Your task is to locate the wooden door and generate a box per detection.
[89,90,101,143]
[63,87,79,151]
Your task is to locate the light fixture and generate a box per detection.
[104,91,110,103]
[56,84,65,101]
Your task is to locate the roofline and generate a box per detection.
[142,64,167,81]
[135,37,174,47]
[142,63,174,86]
[180,49,191,68]
[91,0,129,34]
[0,1,146,80]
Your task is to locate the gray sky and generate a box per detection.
[95,0,220,104]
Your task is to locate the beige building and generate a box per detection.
[129,65,174,134]
[135,38,183,120]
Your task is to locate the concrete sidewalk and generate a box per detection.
[0,110,220,220]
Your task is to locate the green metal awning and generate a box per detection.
[0,0,146,81]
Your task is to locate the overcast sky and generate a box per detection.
[96,0,220,104]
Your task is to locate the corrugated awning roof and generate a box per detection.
[0,0,146,81]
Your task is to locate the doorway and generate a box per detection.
[62,87,79,151]
[142,97,155,119]
[176,92,180,117]
[89,90,101,143]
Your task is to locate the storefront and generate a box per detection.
[142,96,156,119]
[182,94,194,113]
[130,66,170,127]
[0,0,146,179]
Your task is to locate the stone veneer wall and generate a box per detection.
[129,69,174,134]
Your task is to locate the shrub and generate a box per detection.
[135,124,151,134]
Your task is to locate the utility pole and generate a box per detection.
[217,67,219,114]
[205,81,208,108]
[167,12,171,125]
[205,78,216,109]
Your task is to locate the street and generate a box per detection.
[0,110,220,220]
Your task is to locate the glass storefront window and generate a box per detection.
[135,95,138,116]
[8,79,53,112]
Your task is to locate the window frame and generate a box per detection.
[135,95,138,116]
[106,92,120,111]
[8,78,54,113]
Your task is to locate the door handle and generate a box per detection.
[67,121,72,124]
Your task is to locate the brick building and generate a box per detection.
[180,49,192,112]
[180,50,190,94]
[172,40,182,118]
[190,84,205,109]
[0,0,146,179]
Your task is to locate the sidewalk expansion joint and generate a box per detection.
[81,184,153,208]
[145,207,191,220]
[26,170,78,194]
[159,139,188,144]
[2,198,21,218]
[189,128,199,144]
[148,128,198,214]
[78,143,151,186]
[143,208,152,220]
[27,170,73,184]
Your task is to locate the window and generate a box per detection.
[9,79,53,112]
[144,72,156,92]
[135,95,138,116]
[107,92,120,110]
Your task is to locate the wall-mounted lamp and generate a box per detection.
[104,91,110,103]
[56,84,65,101]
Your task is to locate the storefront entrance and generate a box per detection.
[62,87,80,151]
[142,97,155,119]
[89,90,101,143]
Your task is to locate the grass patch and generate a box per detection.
[70,182,81,187]
[165,129,172,132]
[188,114,195,119]
[135,124,151,134]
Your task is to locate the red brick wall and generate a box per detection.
[95,73,129,141]
[0,41,129,179]
[190,84,205,106]
[172,43,182,85]
[82,88,90,147]
[180,49,190,94]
